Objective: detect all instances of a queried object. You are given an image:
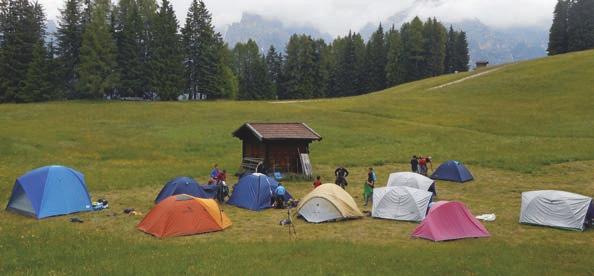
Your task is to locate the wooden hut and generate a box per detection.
[232,123,322,176]
[475,60,489,69]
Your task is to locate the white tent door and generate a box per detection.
[299,197,342,223]
[373,192,421,221]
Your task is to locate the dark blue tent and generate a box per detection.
[155,177,210,204]
[430,160,474,183]
[6,165,93,219]
[227,173,292,211]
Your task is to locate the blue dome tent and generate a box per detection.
[6,165,92,219]
[430,160,474,183]
[227,173,292,211]
[154,177,210,204]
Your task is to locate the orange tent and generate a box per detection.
[137,194,232,238]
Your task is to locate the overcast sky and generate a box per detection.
[40,0,557,35]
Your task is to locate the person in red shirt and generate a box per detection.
[313,176,322,189]
[419,156,427,176]
[215,170,227,184]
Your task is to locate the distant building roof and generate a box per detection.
[233,123,322,141]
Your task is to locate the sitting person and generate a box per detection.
[273,183,287,209]
[209,164,220,184]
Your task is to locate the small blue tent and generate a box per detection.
[227,173,292,211]
[155,177,210,204]
[6,165,92,219]
[430,160,474,183]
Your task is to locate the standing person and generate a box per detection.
[419,156,427,176]
[426,156,433,174]
[411,155,419,173]
[364,167,376,207]
[313,176,322,189]
[215,170,228,202]
[209,164,220,184]
[334,166,349,189]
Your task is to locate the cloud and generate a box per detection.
[38,0,555,35]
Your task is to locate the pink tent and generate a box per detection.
[411,201,490,241]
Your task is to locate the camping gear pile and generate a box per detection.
[5,160,593,242]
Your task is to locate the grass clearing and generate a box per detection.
[1,50,594,274]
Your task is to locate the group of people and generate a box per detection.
[312,166,377,207]
[410,155,432,176]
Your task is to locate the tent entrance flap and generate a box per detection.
[299,197,342,223]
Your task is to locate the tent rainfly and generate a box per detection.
[372,186,433,222]
[411,201,490,241]
[6,165,92,219]
[387,172,437,195]
[138,194,232,238]
[296,183,363,223]
[520,190,593,231]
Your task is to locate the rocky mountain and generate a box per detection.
[223,13,333,52]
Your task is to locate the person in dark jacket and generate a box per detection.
[334,167,349,189]
[411,156,419,173]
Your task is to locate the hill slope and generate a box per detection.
[0,50,593,274]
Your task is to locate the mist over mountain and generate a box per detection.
[223,13,333,51]
[359,3,548,65]
[223,1,548,65]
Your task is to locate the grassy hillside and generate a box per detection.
[1,50,593,274]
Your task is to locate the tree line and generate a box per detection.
[548,0,594,55]
[0,0,469,102]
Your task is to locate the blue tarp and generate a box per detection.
[6,165,93,219]
[155,177,210,204]
[430,160,474,183]
[227,173,292,211]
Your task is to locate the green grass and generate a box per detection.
[1,50,594,274]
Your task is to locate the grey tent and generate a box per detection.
[372,186,433,222]
[387,172,436,195]
[520,190,593,231]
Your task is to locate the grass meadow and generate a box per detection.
[1,50,594,274]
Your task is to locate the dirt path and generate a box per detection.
[428,67,503,91]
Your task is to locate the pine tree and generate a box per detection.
[365,23,387,92]
[399,17,425,82]
[218,42,238,99]
[567,0,594,52]
[77,0,119,99]
[21,41,52,102]
[282,34,326,99]
[182,0,224,99]
[313,38,330,98]
[330,33,358,97]
[453,31,470,72]
[422,18,446,77]
[548,0,570,55]
[114,0,144,97]
[56,0,84,97]
[0,0,47,102]
[232,40,273,100]
[265,45,283,97]
[444,26,456,73]
[385,26,402,86]
[149,0,183,100]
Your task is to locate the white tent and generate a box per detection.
[372,186,433,222]
[520,190,593,231]
[296,184,363,223]
[387,172,436,195]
